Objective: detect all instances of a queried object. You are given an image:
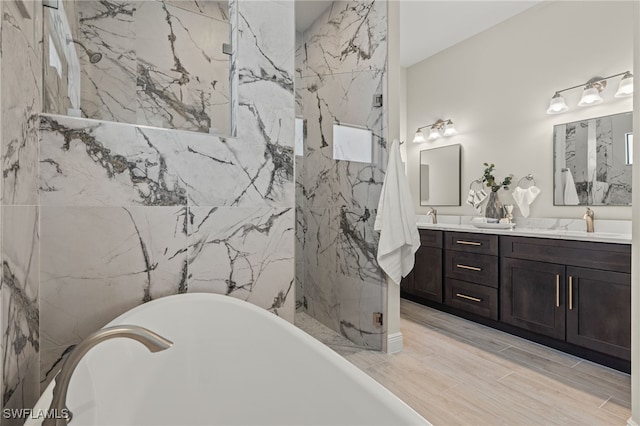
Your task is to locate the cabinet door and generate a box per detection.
[400,268,415,293]
[501,258,566,340]
[410,245,443,303]
[566,267,631,360]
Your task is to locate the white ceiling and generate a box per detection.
[400,1,542,67]
[294,1,542,67]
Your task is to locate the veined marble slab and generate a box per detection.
[416,215,631,244]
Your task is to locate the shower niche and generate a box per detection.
[42,0,234,136]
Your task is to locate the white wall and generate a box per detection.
[406,1,634,220]
[385,0,401,354]
[630,2,639,423]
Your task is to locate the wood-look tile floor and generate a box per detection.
[298,299,631,425]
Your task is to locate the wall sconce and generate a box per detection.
[546,71,633,114]
[413,119,456,143]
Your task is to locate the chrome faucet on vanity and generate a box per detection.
[44,325,173,426]
[583,207,595,233]
[427,208,437,224]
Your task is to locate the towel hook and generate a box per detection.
[517,174,536,188]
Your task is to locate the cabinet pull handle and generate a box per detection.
[456,264,482,272]
[569,276,573,310]
[456,293,482,303]
[456,240,481,246]
[555,274,560,307]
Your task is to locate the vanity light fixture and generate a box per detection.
[577,77,604,107]
[413,119,456,143]
[546,71,633,114]
[615,71,634,98]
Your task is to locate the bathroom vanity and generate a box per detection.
[402,223,631,372]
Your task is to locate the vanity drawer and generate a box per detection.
[419,229,443,248]
[445,232,499,256]
[445,278,498,320]
[501,236,630,273]
[445,251,498,288]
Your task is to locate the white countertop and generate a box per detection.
[415,216,631,245]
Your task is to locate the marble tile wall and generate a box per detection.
[0,0,43,419]
[294,31,305,311]
[35,0,295,396]
[295,0,387,349]
[44,0,232,135]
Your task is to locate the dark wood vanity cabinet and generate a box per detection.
[443,232,499,320]
[401,230,443,303]
[501,258,566,340]
[402,230,632,369]
[565,267,631,360]
[500,236,631,361]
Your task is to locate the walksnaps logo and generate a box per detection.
[2,408,71,420]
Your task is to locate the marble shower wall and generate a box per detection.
[1,0,43,418]
[44,0,231,135]
[295,0,388,349]
[294,30,305,310]
[37,0,294,392]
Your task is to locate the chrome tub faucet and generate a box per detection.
[44,325,173,426]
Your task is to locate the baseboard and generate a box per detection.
[627,417,638,426]
[386,332,403,354]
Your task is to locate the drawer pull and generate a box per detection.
[555,274,560,307]
[456,240,481,246]
[456,293,482,303]
[456,264,482,272]
[569,276,573,310]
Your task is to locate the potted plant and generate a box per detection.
[482,163,513,220]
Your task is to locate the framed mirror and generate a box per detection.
[553,111,632,206]
[43,0,234,136]
[420,144,461,206]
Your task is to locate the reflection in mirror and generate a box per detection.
[43,0,233,136]
[553,111,632,206]
[420,144,461,206]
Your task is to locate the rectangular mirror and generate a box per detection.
[43,0,233,136]
[420,144,461,206]
[554,111,632,206]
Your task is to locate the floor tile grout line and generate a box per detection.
[497,371,515,382]
[598,395,612,409]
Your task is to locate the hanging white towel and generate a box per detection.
[511,186,541,218]
[374,140,421,285]
[465,188,488,213]
[562,169,580,205]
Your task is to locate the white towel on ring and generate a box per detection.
[512,186,540,217]
[374,140,420,285]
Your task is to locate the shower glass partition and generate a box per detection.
[42,0,234,136]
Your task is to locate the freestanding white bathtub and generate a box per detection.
[28,294,429,425]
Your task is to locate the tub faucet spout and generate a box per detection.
[583,207,595,233]
[427,208,437,225]
[44,325,173,426]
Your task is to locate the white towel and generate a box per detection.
[374,140,421,285]
[465,189,488,213]
[562,169,580,205]
[512,186,541,218]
